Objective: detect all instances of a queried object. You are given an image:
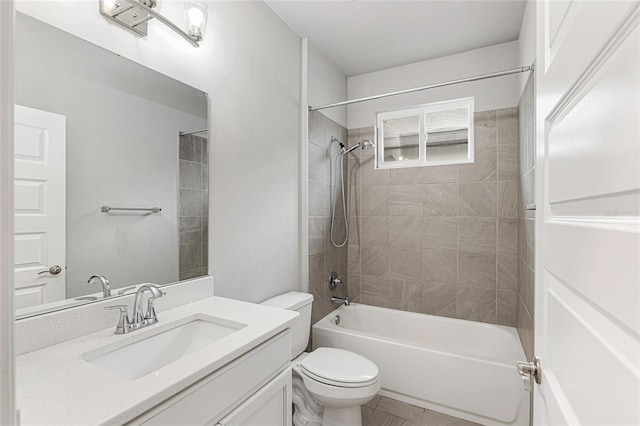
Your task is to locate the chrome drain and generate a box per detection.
[334,315,341,325]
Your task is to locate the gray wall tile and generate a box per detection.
[458,218,496,252]
[390,216,423,249]
[458,287,496,323]
[308,142,331,184]
[497,107,519,145]
[361,275,391,307]
[498,218,518,254]
[180,160,202,190]
[308,112,350,324]
[348,245,361,275]
[459,145,497,182]
[390,167,423,185]
[360,153,390,186]
[458,252,496,288]
[390,248,423,280]
[360,216,390,247]
[423,249,457,285]
[422,217,457,250]
[498,180,519,218]
[458,182,497,217]
[309,180,330,217]
[498,144,519,181]
[342,109,520,326]
[422,165,458,183]
[421,283,457,317]
[474,110,497,147]
[361,246,390,277]
[424,183,458,216]
[497,253,518,291]
[179,189,202,216]
[361,185,390,216]
[516,74,535,356]
[179,136,202,162]
[390,185,423,216]
[497,289,517,326]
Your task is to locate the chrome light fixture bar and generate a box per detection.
[100,0,204,47]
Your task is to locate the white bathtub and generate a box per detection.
[312,303,529,426]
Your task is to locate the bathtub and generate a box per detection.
[312,303,529,426]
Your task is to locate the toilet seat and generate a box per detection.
[299,347,379,388]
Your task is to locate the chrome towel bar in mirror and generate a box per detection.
[100,206,161,213]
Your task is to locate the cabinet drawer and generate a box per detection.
[138,331,290,426]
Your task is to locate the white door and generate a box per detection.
[14,105,66,309]
[533,1,640,424]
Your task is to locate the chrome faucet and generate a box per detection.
[331,296,350,306]
[132,284,164,326]
[88,275,111,298]
[105,284,165,334]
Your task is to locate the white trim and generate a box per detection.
[0,0,16,423]
[299,38,309,293]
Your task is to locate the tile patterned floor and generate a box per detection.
[362,395,483,426]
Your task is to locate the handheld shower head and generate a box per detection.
[360,139,374,150]
[342,139,375,155]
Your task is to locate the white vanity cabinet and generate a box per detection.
[131,331,292,426]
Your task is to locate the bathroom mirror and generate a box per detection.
[376,97,474,169]
[14,13,209,319]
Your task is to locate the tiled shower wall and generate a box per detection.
[346,108,520,326]
[517,75,535,360]
[308,111,348,325]
[178,134,209,280]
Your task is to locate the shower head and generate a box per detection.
[360,139,374,150]
[342,139,375,155]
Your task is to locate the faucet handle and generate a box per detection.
[105,305,131,334]
[144,291,165,324]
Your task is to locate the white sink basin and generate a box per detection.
[83,315,246,380]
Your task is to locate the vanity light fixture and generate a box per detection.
[184,2,207,43]
[99,0,206,47]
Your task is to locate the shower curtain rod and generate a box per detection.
[308,65,534,111]
[179,128,208,136]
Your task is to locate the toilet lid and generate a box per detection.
[300,347,379,386]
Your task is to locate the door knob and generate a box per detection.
[517,357,541,392]
[38,265,62,275]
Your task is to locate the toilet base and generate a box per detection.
[322,406,362,426]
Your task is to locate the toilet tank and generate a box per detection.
[260,291,313,359]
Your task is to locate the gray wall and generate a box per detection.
[308,111,348,324]
[15,14,206,298]
[346,108,520,326]
[517,74,535,360]
[208,3,301,302]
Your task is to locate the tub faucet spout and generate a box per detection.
[331,296,350,306]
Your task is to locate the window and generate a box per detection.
[375,97,474,169]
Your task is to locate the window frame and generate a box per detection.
[375,97,475,170]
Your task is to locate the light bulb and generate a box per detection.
[188,7,204,26]
[103,0,118,14]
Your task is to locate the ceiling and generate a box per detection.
[265,0,527,76]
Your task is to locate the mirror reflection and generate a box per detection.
[14,13,209,318]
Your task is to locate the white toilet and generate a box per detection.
[261,291,380,426]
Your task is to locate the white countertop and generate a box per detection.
[16,296,298,425]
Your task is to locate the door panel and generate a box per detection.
[14,105,66,308]
[535,1,640,424]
